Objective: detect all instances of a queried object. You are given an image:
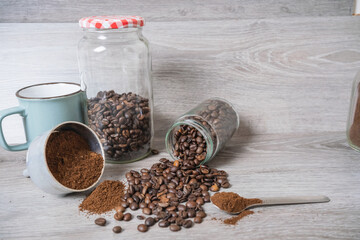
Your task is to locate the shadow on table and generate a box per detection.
[208,113,254,169]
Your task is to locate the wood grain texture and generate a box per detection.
[0,0,353,23]
[0,17,360,143]
[1,132,360,239]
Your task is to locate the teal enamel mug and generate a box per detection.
[0,82,86,151]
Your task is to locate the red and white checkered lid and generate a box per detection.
[79,16,144,29]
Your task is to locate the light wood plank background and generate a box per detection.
[0,0,354,23]
[1,1,360,239]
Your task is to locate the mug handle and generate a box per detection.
[0,106,29,151]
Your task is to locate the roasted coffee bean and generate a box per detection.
[221,181,230,188]
[196,211,206,218]
[196,197,204,205]
[137,215,145,220]
[158,220,170,228]
[123,213,132,221]
[177,204,187,211]
[94,217,106,226]
[186,201,197,209]
[120,201,129,208]
[187,209,196,218]
[175,217,185,226]
[112,226,122,233]
[151,149,159,155]
[210,184,219,192]
[115,205,126,213]
[169,224,181,232]
[183,219,193,228]
[194,216,203,223]
[130,202,139,210]
[145,217,156,226]
[143,207,152,215]
[139,202,147,209]
[88,91,151,161]
[114,212,124,221]
[137,224,148,232]
[204,195,211,202]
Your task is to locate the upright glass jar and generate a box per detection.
[78,16,153,163]
[166,98,239,165]
[347,71,360,151]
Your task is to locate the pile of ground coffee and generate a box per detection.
[46,131,104,190]
[211,192,262,225]
[79,180,126,214]
[223,210,255,225]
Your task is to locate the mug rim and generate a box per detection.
[16,82,82,100]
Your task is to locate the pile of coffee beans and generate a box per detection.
[113,157,230,232]
[173,125,207,165]
[87,91,151,161]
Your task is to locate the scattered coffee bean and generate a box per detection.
[145,217,156,226]
[123,213,132,221]
[196,211,206,218]
[114,212,124,221]
[115,205,126,213]
[130,202,139,210]
[187,209,196,218]
[112,226,122,233]
[186,201,197,209]
[143,207,152,215]
[151,149,159,155]
[210,184,219,192]
[139,202,147,209]
[94,217,106,226]
[169,224,181,232]
[137,215,145,220]
[137,224,148,232]
[194,216,203,223]
[183,220,193,228]
[88,91,151,161]
[158,220,170,228]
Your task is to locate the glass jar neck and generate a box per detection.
[165,118,218,165]
[82,28,142,41]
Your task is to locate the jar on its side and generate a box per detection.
[165,98,239,165]
[78,16,153,163]
[347,71,360,151]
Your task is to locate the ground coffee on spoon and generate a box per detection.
[211,192,262,225]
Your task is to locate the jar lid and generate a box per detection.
[79,16,144,29]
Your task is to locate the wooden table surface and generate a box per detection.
[1,1,360,239]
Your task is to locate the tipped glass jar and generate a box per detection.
[165,98,239,165]
[77,16,153,163]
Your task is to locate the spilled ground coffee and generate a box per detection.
[79,180,126,214]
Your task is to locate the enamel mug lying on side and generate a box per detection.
[23,121,105,195]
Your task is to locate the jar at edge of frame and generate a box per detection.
[77,16,153,163]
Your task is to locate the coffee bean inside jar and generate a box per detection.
[166,98,239,165]
[87,91,152,162]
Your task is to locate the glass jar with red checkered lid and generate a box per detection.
[78,16,153,163]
